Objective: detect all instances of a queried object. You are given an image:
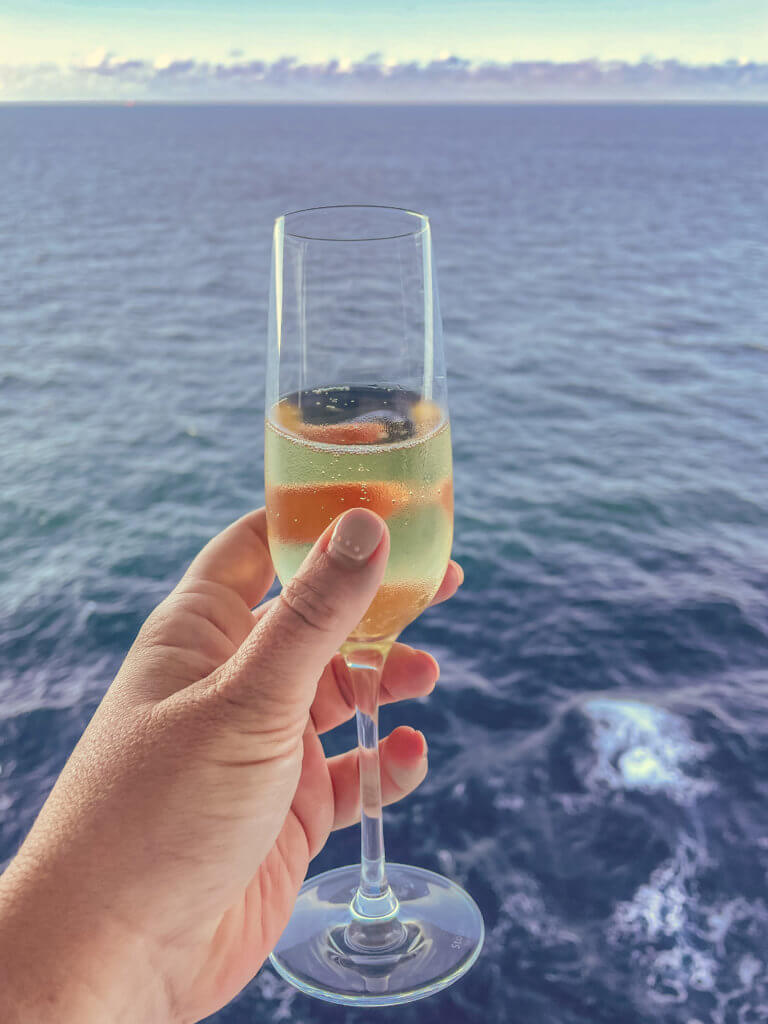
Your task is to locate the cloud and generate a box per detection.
[154,59,200,78]
[82,54,150,78]
[2,54,768,101]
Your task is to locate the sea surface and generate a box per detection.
[2,104,768,1023]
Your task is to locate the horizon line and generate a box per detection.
[4,98,768,107]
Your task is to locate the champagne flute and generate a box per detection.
[264,205,483,1006]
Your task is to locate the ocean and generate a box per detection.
[2,103,768,1023]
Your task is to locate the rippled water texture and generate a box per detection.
[2,105,768,1023]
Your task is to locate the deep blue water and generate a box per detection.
[2,104,768,1023]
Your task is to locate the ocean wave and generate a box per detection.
[583,698,712,803]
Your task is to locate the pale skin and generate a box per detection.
[0,506,463,1023]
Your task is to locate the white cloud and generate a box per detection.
[82,47,109,70]
[3,54,768,102]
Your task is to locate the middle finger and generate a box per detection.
[310,645,438,735]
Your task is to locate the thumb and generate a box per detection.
[213,507,389,726]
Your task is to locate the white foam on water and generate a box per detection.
[611,840,768,1019]
[612,839,703,945]
[738,953,762,988]
[498,871,581,950]
[583,697,711,803]
[254,968,296,1020]
[585,698,768,1019]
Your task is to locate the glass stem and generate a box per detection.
[341,645,406,951]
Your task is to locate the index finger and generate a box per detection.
[429,560,464,607]
[183,508,276,609]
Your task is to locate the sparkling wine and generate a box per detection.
[265,385,453,643]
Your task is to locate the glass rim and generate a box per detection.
[277,204,429,242]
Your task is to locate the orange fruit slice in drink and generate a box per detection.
[296,420,389,445]
[435,476,453,516]
[272,402,389,446]
[410,399,443,435]
[272,401,303,434]
[267,480,411,544]
[353,580,437,642]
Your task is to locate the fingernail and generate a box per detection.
[455,562,465,585]
[328,508,385,568]
[415,729,428,758]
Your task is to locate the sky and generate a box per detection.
[2,0,768,101]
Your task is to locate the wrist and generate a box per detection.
[0,856,175,1024]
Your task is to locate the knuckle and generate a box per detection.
[134,597,177,648]
[280,575,336,634]
[213,691,302,752]
[140,599,171,634]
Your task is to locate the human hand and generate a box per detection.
[0,507,462,1023]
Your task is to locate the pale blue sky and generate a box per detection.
[3,0,767,66]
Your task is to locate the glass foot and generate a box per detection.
[269,862,484,1007]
